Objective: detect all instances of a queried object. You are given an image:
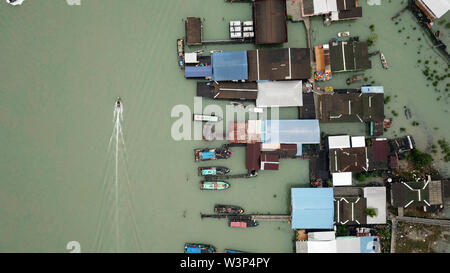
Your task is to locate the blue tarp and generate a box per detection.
[201,152,215,160]
[361,86,384,94]
[262,120,321,144]
[291,188,334,229]
[360,236,377,253]
[185,65,213,78]
[212,51,248,81]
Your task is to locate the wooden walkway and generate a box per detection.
[396,216,450,227]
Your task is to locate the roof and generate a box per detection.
[247,48,311,81]
[256,81,303,107]
[291,188,334,229]
[328,135,351,149]
[361,86,384,94]
[372,138,388,162]
[329,40,371,72]
[184,53,198,64]
[364,187,387,224]
[329,147,368,173]
[419,0,450,19]
[253,0,288,44]
[296,235,381,253]
[318,92,384,123]
[351,136,366,148]
[260,153,280,170]
[263,120,321,145]
[332,172,352,186]
[228,121,262,144]
[389,179,443,208]
[246,143,261,171]
[185,17,202,45]
[184,65,212,78]
[336,237,361,253]
[211,51,248,81]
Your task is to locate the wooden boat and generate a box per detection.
[177,39,184,70]
[200,181,230,190]
[194,147,232,162]
[214,204,244,214]
[338,31,350,37]
[380,53,389,69]
[198,167,230,176]
[184,243,216,253]
[346,74,364,85]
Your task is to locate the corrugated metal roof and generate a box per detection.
[256,81,303,107]
[420,0,450,19]
[291,188,334,229]
[332,172,353,186]
[185,65,212,78]
[263,120,321,144]
[212,51,248,81]
[328,135,351,149]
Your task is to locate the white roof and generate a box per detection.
[336,237,361,253]
[313,0,338,14]
[421,0,450,19]
[328,135,351,149]
[351,136,366,148]
[332,172,353,186]
[307,240,337,253]
[308,231,336,241]
[256,81,303,108]
[184,53,197,64]
[364,187,387,224]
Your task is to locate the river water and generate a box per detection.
[0,0,448,252]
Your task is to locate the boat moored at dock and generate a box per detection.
[200,181,230,190]
[194,147,232,162]
[346,74,364,85]
[184,243,216,253]
[6,0,25,5]
[228,217,259,228]
[214,204,244,214]
[198,166,230,176]
[337,31,350,37]
[177,39,185,69]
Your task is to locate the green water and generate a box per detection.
[0,0,449,253]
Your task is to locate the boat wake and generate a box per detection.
[93,98,142,252]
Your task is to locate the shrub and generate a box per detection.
[407,149,433,168]
[364,208,377,218]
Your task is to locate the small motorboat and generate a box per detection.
[116,97,122,109]
[193,114,222,122]
[380,53,389,69]
[198,167,230,176]
[200,181,230,190]
[184,243,216,253]
[346,74,364,85]
[225,249,244,253]
[6,0,25,5]
[214,205,244,214]
[338,31,350,37]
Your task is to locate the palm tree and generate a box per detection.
[364,208,377,218]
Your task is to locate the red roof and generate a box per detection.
[372,140,388,162]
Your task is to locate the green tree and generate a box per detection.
[407,149,433,168]
[364,208,377,218]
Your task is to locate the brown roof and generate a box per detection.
[246,143,261,171]
[253,0,287,45]
[260,153,280,170]
[247,48,311,81]
[372,139,388,162]
[330,147,368,173]
[185,17,202,45]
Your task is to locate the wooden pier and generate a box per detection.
[201,213,291,222]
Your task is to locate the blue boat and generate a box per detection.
[198,166,231,176]
[184,243,216,253]
[225,249,244,253]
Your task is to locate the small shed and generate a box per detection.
[332,172,353,186]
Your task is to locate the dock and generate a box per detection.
[201,213,291,222]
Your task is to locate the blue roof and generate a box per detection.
[262,120,321,144]
[212,51,248,81]
[291,188,334,229]
[360,236,377,253]
[361,86,384,94]
[185,65,213,78]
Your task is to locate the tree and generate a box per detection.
[407,149,433,168]
[364,208,377,218]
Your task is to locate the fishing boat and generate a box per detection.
[6,0,25,5]
[184,243,216,253]
[200,181,230,190]
[214,204,244,214]
[337,31,350,37]
[380,53,389,69]
[115,97,122,109]
[177,39,184,70]
[225,249,244,253]
[346,74,364,85]
[193,114,222,122]
[198,167,230,176]
[228,217,259,228]
[194,147,232,162]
